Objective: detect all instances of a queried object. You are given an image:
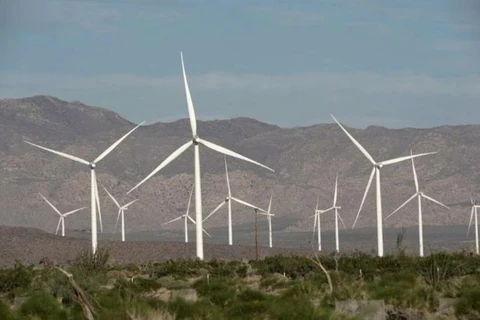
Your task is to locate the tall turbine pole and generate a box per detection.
[61,217,65,237]
[121,209,125,242]
[418,195,424,257]
[91,167,97,254]
[184,215,189,243]
[317,212,322,251]
[194,143,203,260]
[375,167,384,257]
[335,209,339,252]
[476,206,479,255]
[268,215,272,248]
[254,209,259,260]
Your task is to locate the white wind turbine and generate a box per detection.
[162,185,211,242]
[203,156,273,246]
[331,115,435,257]
[102,186,138,242]
[467,197,480,254]
[384,151,449,257]
[266,193,274,248]
[25,122,144,253]
[311,174,346,252]
[127,52,274,260]
[39,193,87,237]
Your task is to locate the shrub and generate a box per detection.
[74,246,111,274]
[20,292,66,319]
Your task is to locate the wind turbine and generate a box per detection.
[127,52,274,260]
[311,175,346,252]
[203,156,272,246]
[266,193,274,248]
[39,193,87,237]
[25,122,144,253]
[162,185,211,242]
[384,151,449,257]
[331,115,435,257]
[467,197,480,254]
[102,186,138,242]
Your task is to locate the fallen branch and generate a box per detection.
[56,267,96,320]
[309,245,333,294]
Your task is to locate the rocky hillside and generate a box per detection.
[0,95,478,235]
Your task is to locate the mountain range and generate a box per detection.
[1,95,478,237]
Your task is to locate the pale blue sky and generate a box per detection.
[1,0,479,128]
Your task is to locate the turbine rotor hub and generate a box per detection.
[90,163,96,169]
[375,163,383,169]
[193,136,199,145]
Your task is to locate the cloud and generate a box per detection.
[250,7,324,26]
[434,39,480,52]
[1,71,479,128]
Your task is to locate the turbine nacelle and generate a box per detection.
[89,163,96,169]
[375,163,383,169]
[193,136,199,145]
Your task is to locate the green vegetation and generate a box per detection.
[1,247,480,319]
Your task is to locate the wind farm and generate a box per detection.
[2,0,480,317]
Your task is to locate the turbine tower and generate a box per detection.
[39,193,87,237]
[384,151,449,257]
[128,53,274,260]
[203,156,272,246]
[162,185,211,241]
[25,122,144,253]
[467,197,480,254]
[103,186,139,242]
[331,115,435,257]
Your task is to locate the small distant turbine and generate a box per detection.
[467,197,480,254]
[162,185,211,241]
[26,122,144,253]
[39,193,86,237]
[331,114,435,257]
[385,151,449,257]
[203,156,272,245]
[102,186,138,242]
[311,174,346,252]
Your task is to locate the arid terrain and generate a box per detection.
[1,95,480,237]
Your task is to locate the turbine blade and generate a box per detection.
[180,52,197,137]
[231,196,267,213]
[112,210,122,235]
[187,215,196,224]
[320,207,335,214]
[25,141,90,165]
[102,185,121,208]
[312,212,317,238]
[315,195,320,211]
[186,185,194,217]
[333,173,338,206]
[267,193,273,214]
[225,156,232,197]
[330,115,375,165]
[380,152,436,166]
[384,193,417,220]
[55,218,62,235]
[471,196,474,206]
[198,138,274,172]
[64,207,87,216]
[93,121,145,163]
[203,228,211,238]
[422,194,450,210]
[203,200,226,222]
[93,171,103,233]
[128,140,193,194]
[467,206,474,236]
[352,167,375,229]
[338,212,347,229]
[39,193,62,216]
[410,150,419,192]
[162,216,183,226]
[123,199,139,209]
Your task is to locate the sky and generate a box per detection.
[1,0,480,129]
